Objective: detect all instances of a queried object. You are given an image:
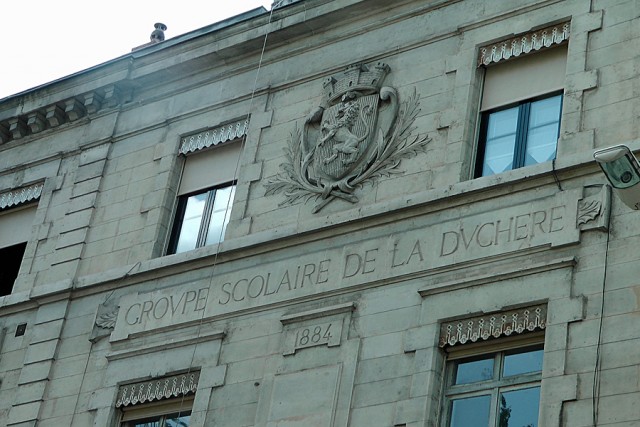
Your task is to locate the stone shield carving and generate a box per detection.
[265,62,430,213]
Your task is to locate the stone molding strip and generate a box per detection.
[439,304,547,348]
[116,371,200,407]
[478,22,570,67]
[179,118,249,155]
[0,183,43,210]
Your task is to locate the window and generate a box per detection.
[475,44,567,177]
[115,372,199,427]
[476,93,562,177]
[0,204,37,296]
[443,343,543,427]
[119,398,192,427]
[168,184,235,254]
[168,141,241,255]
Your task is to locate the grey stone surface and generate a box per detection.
[1,0,640,425]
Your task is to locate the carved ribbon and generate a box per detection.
[115,372,200,407]
[439,304,547,348]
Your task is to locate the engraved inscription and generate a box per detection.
[112,190,584,341]
[125,287,209,325]
[439,205,566,257]
[283,321,342,355]
[218,259,331,305]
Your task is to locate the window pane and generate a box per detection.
[175,193,207,254]
[503,348,543,377]
[126,417,161,427]
[528,95,562,127]
[205,185,235,245]
[482,107,518,176]
[164,412,191,427]
[525,95,561,166]
[449,395,491,427]
[212,185,235,211]
[498,386,540,427]
[454,356,494,385]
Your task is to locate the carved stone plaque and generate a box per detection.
[265,62,430,213]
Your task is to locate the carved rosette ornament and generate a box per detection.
[265,62,430,213]
[439,304,547,348]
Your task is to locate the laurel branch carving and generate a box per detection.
[577,199,602,225]
[95,309,118,329]
[264,88,430,213]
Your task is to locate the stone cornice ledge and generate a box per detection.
[280,302,356,324]
[107,329,225,361]
[419,256,577,298]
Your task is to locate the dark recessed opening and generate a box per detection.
[15,323,27,337]
[0,242,27,296]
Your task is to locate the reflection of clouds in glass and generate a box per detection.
[206,185,236,245]
[176,194,207,253]
[213,185,234,210]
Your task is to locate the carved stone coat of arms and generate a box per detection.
[265,62,430,213]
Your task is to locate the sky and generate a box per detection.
[0,0,273,99]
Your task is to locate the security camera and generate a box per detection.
[594,144,640,210]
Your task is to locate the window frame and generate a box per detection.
[119,396,193,427]
[167,181,236,255]
[0,202,38,295]
[475,91,563,178]
[441,334,544,427]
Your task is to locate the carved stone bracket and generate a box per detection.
[0,183,43,210]
[0,83,127,146]
[578,184,611,231]
[179,118,249,155]
[478,22,570,67]
[115,371,200,407]
[439,304,547,348]
[90,302,119,343]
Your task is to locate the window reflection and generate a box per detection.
[450,395,491,427]
[498,387,540,427]
[454,357,494,384]
[169,183,236,254]
[503,348,544,377]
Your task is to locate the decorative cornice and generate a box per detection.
[439,304,547,348]
[478,22,570,67]
[0,183,43,210]
[0,83,127,146]
[115,372,200,407]
[179,118,249,155]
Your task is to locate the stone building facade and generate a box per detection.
[0,0,637,425]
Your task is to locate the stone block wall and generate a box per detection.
[1,0,640,426]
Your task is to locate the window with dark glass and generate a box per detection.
[168,183,235,254]
[119,398,192,427]
[444,345,543,427]
[476,93,562,177]
[475,45,567,178]
[167,141,241,255]
[0,204,37,296]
